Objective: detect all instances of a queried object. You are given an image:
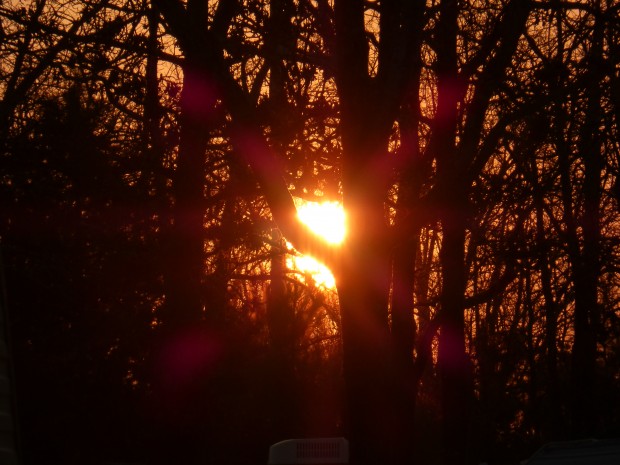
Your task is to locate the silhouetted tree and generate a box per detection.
[3,1,620,465]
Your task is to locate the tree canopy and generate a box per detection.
[1,1,619,465]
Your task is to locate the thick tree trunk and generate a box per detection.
[332,1,409,461]
[570,13,603,435]
[389,237,417,463]
[267,230,300,440]
[148,52,217,465]
[337,254,393,465]
[438,204,474,465]
[337,127,394,465]
[432,1,474,460]
[160,64,213,331]
[390,73,428,463]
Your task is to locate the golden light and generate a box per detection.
[296,200,346,245]
[287,199,346,289]
[287,255,336,289]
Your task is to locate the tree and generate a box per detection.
[150,1,539,464]
[4,1,620,464]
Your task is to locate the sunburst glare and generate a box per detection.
[296,200,346,245]
[287,199,346,288]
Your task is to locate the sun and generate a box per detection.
[287,254,337,289]
[287,199,346,288]
[296,200,346,245]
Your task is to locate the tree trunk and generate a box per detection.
[570,6,603,436]
[147,49,217,465]
[337,128,394,465]
[337,254,392,465]
[390,63,431,462]
[534,187,564,438]
[432,1,474,460]
[160,61,213,331]
[390,235,417,463]
[267,229,300,439]
[332,1,408,461]
[438,204,474,465]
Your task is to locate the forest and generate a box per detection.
[1,0,619,464]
